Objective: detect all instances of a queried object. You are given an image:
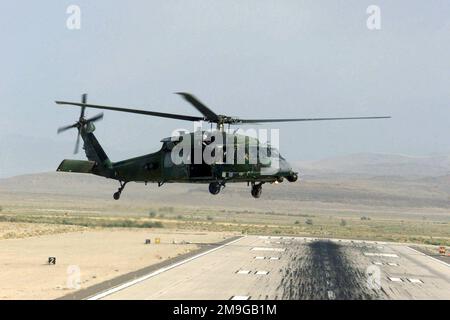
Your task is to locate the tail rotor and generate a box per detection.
[57,93,104,154]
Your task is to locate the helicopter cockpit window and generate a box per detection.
[270,148,278,157]
[269,148,283,159]
[248,146,259,164]
[259,146,271,164]
[269,147,284,160]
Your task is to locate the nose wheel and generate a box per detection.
[208,182,222,195]
[287,173,298,182]
[113,181,127,200]
[251,182,263,199]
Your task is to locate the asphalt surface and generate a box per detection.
[280,240,379,299]
[70,236,450,300]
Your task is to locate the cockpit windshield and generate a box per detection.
[269,147,285,160]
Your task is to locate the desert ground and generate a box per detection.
[0,153,448,299]
[0,227,235,299]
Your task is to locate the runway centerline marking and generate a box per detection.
[86,236,245,300]
[364,252,398,258]
[251,247,285,252]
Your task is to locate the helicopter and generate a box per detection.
[56,93,390,200]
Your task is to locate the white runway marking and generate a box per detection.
[230,295,250,300]
[255,271,269,275]
[388,277,403,282]
[86,236,244,300]
[408,278,423,284]
[364,253,398,258]
[237,270,251,274]
[251,247,285,252]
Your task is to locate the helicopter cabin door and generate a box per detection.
[189,143,212,179]
[162,150,190,181]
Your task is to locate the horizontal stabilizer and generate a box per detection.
[57,159,96,173]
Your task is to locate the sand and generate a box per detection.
[0,222,86,239]
[0,227,235,299]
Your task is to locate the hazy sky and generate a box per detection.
[1,1,450,176]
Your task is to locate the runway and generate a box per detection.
[86,236,450,300]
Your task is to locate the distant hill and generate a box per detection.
[1,169,449,211]
[294,153,450,178]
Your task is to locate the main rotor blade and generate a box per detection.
[236,116,391,124]
[57,123,78,134]
[74,132,81,154]
[86,112,104,123]
[175,92,219,122]
[55,101,204,122]
[80,93,87,119]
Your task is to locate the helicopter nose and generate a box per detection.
[279,158,292,173]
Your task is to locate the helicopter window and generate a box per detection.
[259,147,271,164]
[269,148,285,160]
[248,146,258,164]
[270,148,279,158]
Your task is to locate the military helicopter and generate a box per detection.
[56,93,389,199]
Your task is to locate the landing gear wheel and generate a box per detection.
[287,173,298,182]
[208,182,221,195]
[251,184,262,199]
[113,181,127,200]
